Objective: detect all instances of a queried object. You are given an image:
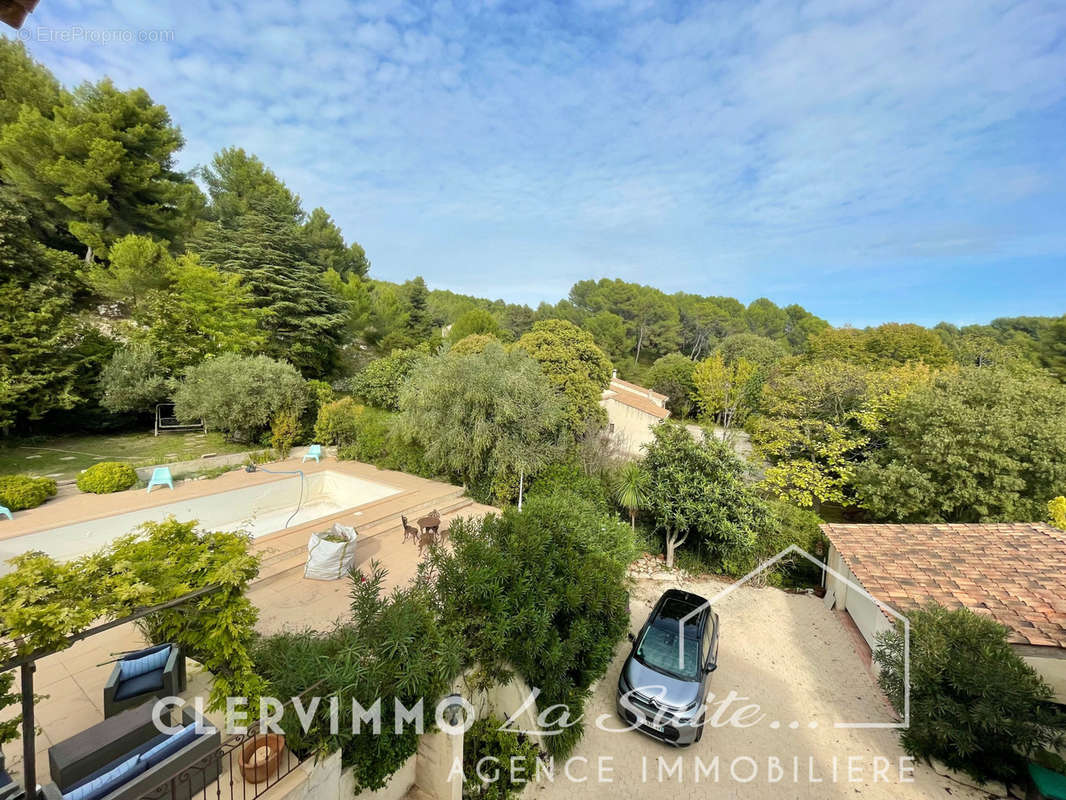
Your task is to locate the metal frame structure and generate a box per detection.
[0,585,223,797]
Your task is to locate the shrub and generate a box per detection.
[252,563,460,792]
[720,499,825,585]
[463,716,542,800]
[349,347,429,411]
[270,410,300,458]
[0,474,57,511]
[427,492,635,758]
[875,603,1066,785]
[76,462,137,494]
[527,461,610,513]
[448,333,497,355]
[173,353,307,443]
[99,342,169,413]
[314,396,363,446]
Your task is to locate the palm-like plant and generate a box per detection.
[614,461,650,530]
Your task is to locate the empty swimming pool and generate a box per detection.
[0,470,400,567]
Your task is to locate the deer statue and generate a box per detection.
[417,527,438,558]
[401,515,419,544]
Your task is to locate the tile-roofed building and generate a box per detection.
[821,522,1066,702]
[600,373,670,455]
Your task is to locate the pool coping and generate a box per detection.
[0,458,410,542]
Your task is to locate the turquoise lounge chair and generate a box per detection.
[302,444,323,463]
[0,506,11,520]
[146,467,174,493]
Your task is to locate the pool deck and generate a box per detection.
[0,456,497,789]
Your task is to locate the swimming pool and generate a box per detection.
[0,470,400,567]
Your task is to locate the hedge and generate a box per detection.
[0,475,58,511]
[76,462,138,494]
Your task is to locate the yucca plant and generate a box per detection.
[613,461,649,530]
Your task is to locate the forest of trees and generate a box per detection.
[3,38,1066,529]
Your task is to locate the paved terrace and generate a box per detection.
[0,457,496,788]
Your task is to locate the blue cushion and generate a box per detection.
[113,669,164,701]
[138,723,201,768]
[62,754,146,800]
[118,645,171,680]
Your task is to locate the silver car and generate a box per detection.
[616,588,719,746]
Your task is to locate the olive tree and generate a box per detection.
[398,343,566,503]
[173,353,306,442]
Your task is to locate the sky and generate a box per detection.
[5,0,1066,327]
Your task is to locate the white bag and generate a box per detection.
[304,523,358,580]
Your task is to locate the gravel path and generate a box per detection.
[529,572,995,800]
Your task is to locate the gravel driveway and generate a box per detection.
[529,572,993,800]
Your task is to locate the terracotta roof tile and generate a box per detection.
[610,377,668,401]
[822,522,1066,652]
[601,390,671,420]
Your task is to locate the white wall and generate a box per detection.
[825,545,894,650]
[1021,653,1066,705]
[601,399,663,457]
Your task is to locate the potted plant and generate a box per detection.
[238,733,286,784]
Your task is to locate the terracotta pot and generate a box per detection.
[238,733,286,784]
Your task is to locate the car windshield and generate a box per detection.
[635,598,702,681]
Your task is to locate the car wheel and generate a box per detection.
[695,723,705,743]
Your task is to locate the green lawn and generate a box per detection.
[0,431,250,481]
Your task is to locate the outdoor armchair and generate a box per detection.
[103,643,186,718]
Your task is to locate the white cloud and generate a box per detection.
[7,0,1066,323]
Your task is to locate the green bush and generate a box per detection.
[527,461,610,512]
[314,396,363,446]
[875,603,1066,785]
[349,347,429,411]
[76,462,137,494]
[173,353,307,443]
[719,499,825,585]
[463,716,542,800]
[270,410,300,458]
[427,492,635,758]
[252,563,460,792]
[0,474,57,511]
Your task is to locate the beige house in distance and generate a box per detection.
[600,373,670,456]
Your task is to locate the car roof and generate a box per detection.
[652,589,711,631]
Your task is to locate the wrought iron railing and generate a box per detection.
[136,683,326,800]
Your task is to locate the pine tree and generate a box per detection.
[0,39,61,130]
[194,197,347,376]
[303,207,369,278]
[0,190,105,431]
[0,78,203,260]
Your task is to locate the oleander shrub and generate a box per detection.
[876,603,1066,785]
[426,492,635,758]
[252,562,460,792]
[0,474,57,511]
[76,461,138,494]
[462,715,542,800]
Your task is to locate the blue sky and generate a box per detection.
[6,0,1066,326]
